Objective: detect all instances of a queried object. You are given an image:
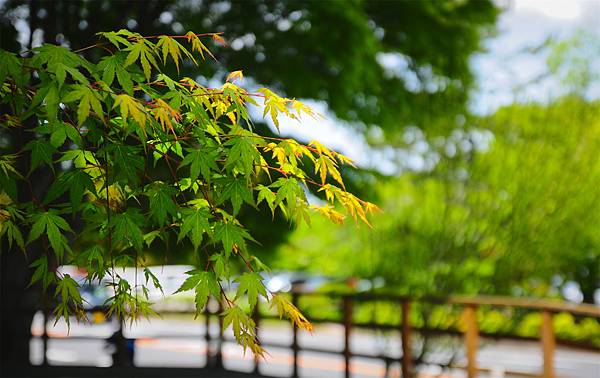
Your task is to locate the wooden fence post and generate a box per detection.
[541,310,555,378]
[343,296,352,378]
[291,292,300,378]
[463,304,479,378]
[401,299,412,378]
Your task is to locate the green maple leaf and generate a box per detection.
[174,270,220,314]
[272,177,302,208]
[256,185,277,216]
[98,54,134,94]
[25,140,55,173]
[49,123,67,148]
[210,253,226,277]
[110,144,144,186]
[156,35,194,72]
[59,149,97,169]
[193,272,220,314]
[28,210,72,259]
[144,183,177,226]
[0,49,23,86]
[53,63,89,89]
[29,255,55,290]
[216,177,254,215]
[44,169,96,209]
[124,39,158,81]
[31,44,84,72]
[143,267,163,293]
[62,84,104,125]
[96,30,133,49]
[178,207,212,250]
[225,135,260,175]
[43,83,60,120]
[213,220,255,256]
[54,274,84,328]
[63,123,83,146]
[235,272,267,310]
[56,274,83,304]
[112,209,144,251]
[79,245,106,281]
[222,304,256,342]
[1,219,24,251]
[180,147,219,183]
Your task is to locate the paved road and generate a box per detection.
[31,314,600,378]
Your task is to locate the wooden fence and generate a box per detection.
[37,291,600,378]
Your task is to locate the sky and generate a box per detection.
[272,0,600,172]
[472,0,600,114]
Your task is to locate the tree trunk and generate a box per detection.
[0,104,48,373]
[0,243,41,374]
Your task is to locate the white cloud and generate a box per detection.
[513,0,583,20]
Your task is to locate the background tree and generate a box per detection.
[0,0,499,136]
[276,96,600,303]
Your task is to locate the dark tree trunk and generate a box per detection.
[0,242,41,374]
[0,103,49,373]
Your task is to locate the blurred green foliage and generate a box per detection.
[274,96,600,304]
[0,0,498,137]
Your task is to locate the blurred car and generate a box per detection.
[264,271,334,293]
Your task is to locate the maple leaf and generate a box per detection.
[255,185,277,216]
[235,272,267,310]
[156,35,195,71]
[225,134,261,175]
[271,294,313,332]
[144,182,178,226]
[110,144,144,186]
[113,94,147,131]
[29,255,54,290]
[211,33,227,46]
[96,30,133,49]
[213,220,255,256]
[216,177,255,215]
[112,209,144,251]
[310,205,346,225]
[24,140,55,173]
[315,154,344,187]
[180,147,220,183]
[226,70,244,83]
[174,270,220,314]
[150,98,182,135]
[0,50,22,86]
[54,274,85,328]
[46,122,82,148]
[62,85,104,125]
[124,38,159,81]
[97,54,133,94]
[184,31,216,61]
[178,207,212,251]
[258,88,288,131]
[31,44,84,73]
[44,169,96,210]
[27,210,72,260]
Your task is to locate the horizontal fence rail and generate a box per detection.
[34,291,600,378]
